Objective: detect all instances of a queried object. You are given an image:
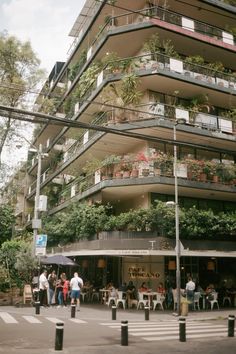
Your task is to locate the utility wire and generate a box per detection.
[0,103,235,155]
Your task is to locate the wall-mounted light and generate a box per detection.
[168,260,176,270]
[207,260,215,271]
[82,259,89,268]
[97,259,106,268]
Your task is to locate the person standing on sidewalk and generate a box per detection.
[70,272,83,310]
[48,270,57,306]
[39,269,49,306]
[186,276,195,310]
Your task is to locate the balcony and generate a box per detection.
[46,153,236,211]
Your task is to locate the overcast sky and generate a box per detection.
[0,0,86,73]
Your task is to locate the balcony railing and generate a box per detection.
[72,51,236,120]
[89,5,235,58]
[50,157,235,209]
[27,100,235,197]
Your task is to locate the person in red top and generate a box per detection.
[62,276,70,306]
[139,282,148,292]
[157,282,166,295]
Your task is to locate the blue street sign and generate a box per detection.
[36,234,47,248]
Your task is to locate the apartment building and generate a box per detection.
[11,0,236,290]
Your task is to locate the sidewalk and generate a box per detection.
[3,303,236,322]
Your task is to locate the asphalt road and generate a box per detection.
[0,305,235,354]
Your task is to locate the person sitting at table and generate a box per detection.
[157,282,166,295]
[126,281,137,308]
[139,282,148,292]
[205,283,216,306]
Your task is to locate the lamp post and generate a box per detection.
[173,121,181,316]
[167,118,186,316]
[32,143,43,257]
[16,138,46,256]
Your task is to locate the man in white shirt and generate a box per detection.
[39,270,49,306]
[70,272,83,310]
[186,277,195,309]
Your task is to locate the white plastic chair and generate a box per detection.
[116,291,126,309]
[137,292,148,309]
[91,290,99,302]
[209,292,219,310]
[81,292,88,302]
[153,293,165,311]
[107,288,118,307]
[172,289,186,311]
[223,295,231,306]
[193,292,201,310]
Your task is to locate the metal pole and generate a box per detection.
[35,301,40,315]
[179,317,186,342]
[144,306,149,321]
[71,304,76,318]
[33,143,42,257]
[121,320,128,346]
[112,305,117,320]
[228,315,235,337]
[55,322,64,351]
[174,124,181,316]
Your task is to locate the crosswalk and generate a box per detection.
[0,312,87,325]
[100,320,228,342]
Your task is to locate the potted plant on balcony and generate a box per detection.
[101,52,122,74]
[135,152,150,177]
[184,55,205,80]
[101,155,121,179]
[206,61,225,84]
[120,159,132,178]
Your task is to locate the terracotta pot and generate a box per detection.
[123,171,131,178]
[131,169,139,178]
[142,169,150,177]
[115,171,122,179]
[212,175,219,183]
[200,172,207,182]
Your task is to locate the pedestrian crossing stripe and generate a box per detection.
[0,312,88,325]
[100,320,228,342]
[70,318,87,324]
[22,316,42,324]
[45,317,64,324]
[0,312,18,324]
[130,327,227,336]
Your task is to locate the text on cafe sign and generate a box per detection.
[128,267,160,279]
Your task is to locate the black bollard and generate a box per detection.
[228,315,235,337]
[112,305,117,320]
[55,322,64,351]
[121,320,128,346]
[179,317,186,342]
[71,304,76,318]
[144,306,149,321]
[35,301,40,315]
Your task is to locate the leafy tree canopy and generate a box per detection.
[0,204,15,245]
[0,31,45,181]
[43,201,236,246]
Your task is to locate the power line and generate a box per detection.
[0,103,235,155]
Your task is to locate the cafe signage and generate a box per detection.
[128,266,160,279]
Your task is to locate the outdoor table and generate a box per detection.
[143,292,158,308]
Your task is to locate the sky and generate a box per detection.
[0,0,86,179]
[0,0,86,73]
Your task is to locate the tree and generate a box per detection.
[0,239,37,292]
[0,204,15,245]
[0,31,44,180]
[15,243,38,284]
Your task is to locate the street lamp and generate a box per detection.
[167,118,186,316]
[16,138,48,256]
